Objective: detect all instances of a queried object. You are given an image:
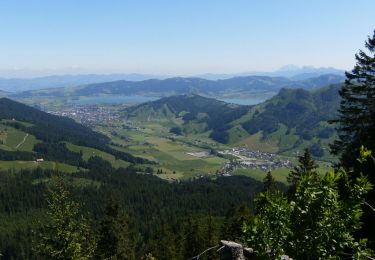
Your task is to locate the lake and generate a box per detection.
[75,95,267,106]
[219,97,266,105]
[75,95,160,105]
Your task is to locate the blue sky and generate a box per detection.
[0,0,374,76]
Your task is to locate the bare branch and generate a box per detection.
[364,201,375,213]
[189,245,219,260]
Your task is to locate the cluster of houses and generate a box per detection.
[47,105,120,126]
[216,147,293,175]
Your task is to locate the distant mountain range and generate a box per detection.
[197,65,344,80]
[11,74,345,105]
[0,66,344,92]
[0,74,169,92]
[123,84,341,158]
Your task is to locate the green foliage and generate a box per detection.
[244,190,291,257]
[33,178,96,259]
[244,154,374,259]
[358,145,374,164]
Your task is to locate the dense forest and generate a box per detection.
[0,156,265,259]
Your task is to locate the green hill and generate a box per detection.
[123,94,250,143]
[123,85,341,158]
[0,98,148,169]
[239,84,340,158]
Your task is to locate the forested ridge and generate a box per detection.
[0,98,148,165]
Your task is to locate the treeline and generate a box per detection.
[0,156,264,259]
[0,149,35,161]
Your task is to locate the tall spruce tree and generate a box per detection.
[331,30,375,169]
[330,29,375,246]
[263,171,279,194]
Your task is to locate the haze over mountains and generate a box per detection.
[0,66,344,93]
[10,73,344,108]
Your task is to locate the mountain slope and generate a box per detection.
[238,84,340,157]
[123,94,250,143]
[0,98,147,166]
[123,85,341,158]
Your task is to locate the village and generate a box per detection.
[216,147,292,175]
[47,105,121,126]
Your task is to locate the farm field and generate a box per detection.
[0,160,79,173]
[95,119,332,181]
[233,168,290,184]
[95,123,228,180]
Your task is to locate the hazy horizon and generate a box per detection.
[0,64,344,79]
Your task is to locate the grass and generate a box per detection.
[233,159,332,185]
[100,124,228,180]
[0,123,39,152]
[233,167,290,184]
[0,160,79,173]
[237,132,279,153]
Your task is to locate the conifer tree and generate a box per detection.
[34,178,96,259]
[330,29,375,245]
[287,149,318,196]
[331,30,375,170]
[263,171,278,194]
[96,199,135,260]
